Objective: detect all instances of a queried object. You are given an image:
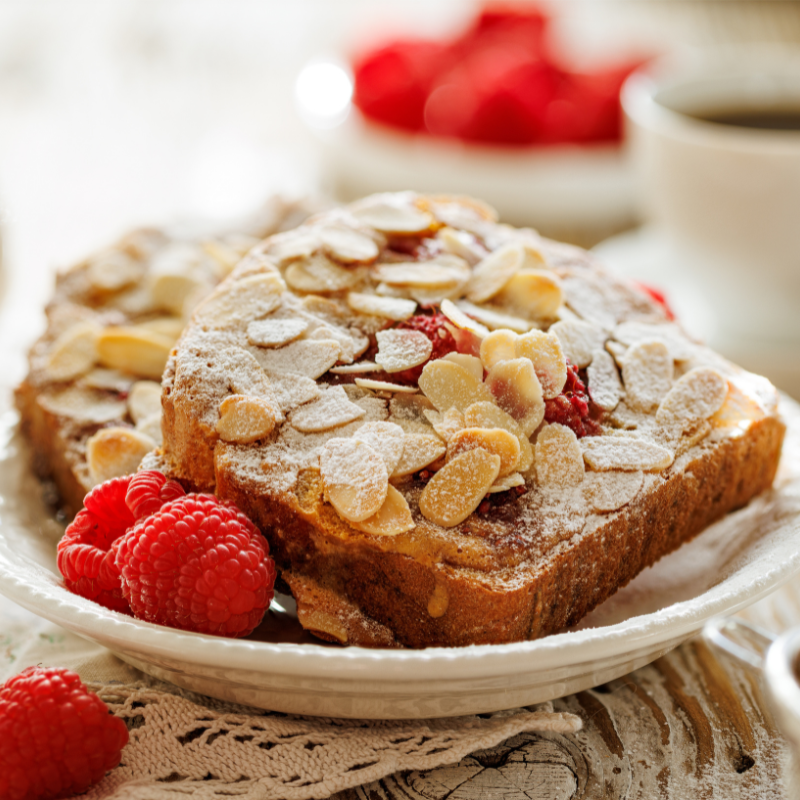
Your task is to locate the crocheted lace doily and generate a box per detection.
[79,681,581,799]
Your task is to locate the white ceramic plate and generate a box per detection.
[1,395,800,719]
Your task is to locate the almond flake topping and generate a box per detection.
[87,251,143,292]
[480,329,518,371]
[216,394,281,444]
[424,407,465,442]
[581,436,674,472]
[320,437,388,522]
[622,340,674,413]
[584,470,644,513]
[265,371,320,411]
[354,378,419,394]
[264,229,319,265]
[289,386,365,433]
[354,421,406,474]
[351,199,434,234]
[437,226,485,265]
[195,273,283,329]
[465,242,525,303]
[464,401,534,472]
[535,424,584,488]
[494,270,563,319]
[87,427,156,485]
[284,254,363,293]
[151,273,207,316]
[247,318,309,347]
[456,301,531,334]
[320,225,379,265]
[515,330,567,399]
[549,319,606,368]
[374,257,469,289]
[127,381,162,424]
[586,348,624,412]
[440,299,490,338]
[485,358,545,437]
[391,434,446,477]
[136,413,163,446]
[448,427,520,477]
[419,448,501,528]
[442,353,484,382]
[138,317,184,342]
[350,485,415,536]
[330,361,384,375]
[614,321,695,361]
[346,292,416,321]
[96,326,172,381]
[488,472,525,493]
[306,324,368,364]
[253,339,341,380]
[46,321,100,382]
[656,368,729,430]
[375,329,433,373]
[418,360,492,413]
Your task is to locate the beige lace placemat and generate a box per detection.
[0,614,582,800]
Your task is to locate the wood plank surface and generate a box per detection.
[336,581,800,800]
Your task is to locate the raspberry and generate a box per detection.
[0,666,128,800]
[390,312,459,384]
[544,362,600,438]
[115,494,276,638]
[57,476,134,613]
[125,469,185,519]
[57,471,186,614]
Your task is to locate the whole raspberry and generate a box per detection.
[57,471,187,614]
[57,476,134,613]
[544,362,600,438]
[115,494,276,638]
[391,311,459,384]
[0,666,129,800]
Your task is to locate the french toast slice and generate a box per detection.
[15,199,315,514]
[158,192,785,648]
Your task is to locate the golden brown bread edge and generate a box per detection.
[211,414,785,649]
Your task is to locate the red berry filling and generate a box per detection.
[544,362,600,438]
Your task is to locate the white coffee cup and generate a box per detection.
[622,47,800,348]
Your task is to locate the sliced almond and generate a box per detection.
[479,329,519,371]
[388,394,435,431]
[587,349,624,412]
[82,368,132,393]
[266,370,320,412]
[127,380,162,424]
[39,386,127,424]
[306,323,368,365]
[320,438,388,522]
[253,339,341,380]
[549,319,606,368]
[622,341,674,413]
[96,327,172,380]
[375,329,432,373]
[45,321,100,382]
[194,273,283,329]
[350,485,415,536]
[463,401,534,472]
[87,427,156,484]
[354,421,406,474]
[656,368,729,430]
[465,243,526,303]
[247,318,308,347]
[440,299,490,338]
[535,424,584,488]
[606,340,628,367]
[710,382,765,431]
[514,330,567,399]
[488,472,525,493]
[485,358,545,437]
[151,273,206,316]
[448,427,520,477]
[87,251,142,292]
[137,317,185,342]
[285,254,363,293]
[347,292,417,321]
[216,394,281,444]
[419,449,501,528]
[437,226,485,265]
[584,470,644,513]
[352,199,434,234]
[494,270,563,319]
[581,436,674,472]
[456,301,531,334]
[374,257,469,290]
[320,225,379,265]
[442,353,484,382]
[289,386,365,432]
[674,419,712,456]
[354,378,419,394]
[135,412,163,446]
[264,229,319,265]
[614,321,695,362]
[424,407,465,442]
[418,359,492,413]
[391,434,446,477]
[330,361,384,375]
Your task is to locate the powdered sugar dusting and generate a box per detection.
[289,386,366,433]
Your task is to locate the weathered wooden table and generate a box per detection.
[337,582,800,800]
